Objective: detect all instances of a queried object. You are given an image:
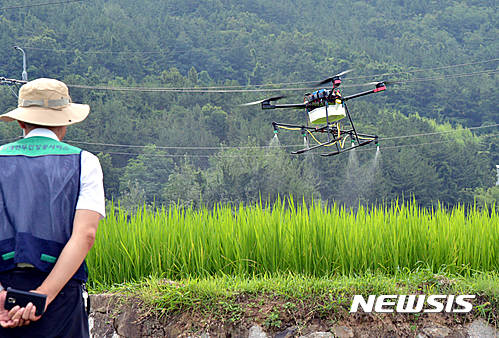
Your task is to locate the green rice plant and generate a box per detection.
[87,198,498,287]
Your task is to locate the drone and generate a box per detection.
[242,70,388,156]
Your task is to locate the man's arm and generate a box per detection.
[35,209,101,306]
[1,209,100,327]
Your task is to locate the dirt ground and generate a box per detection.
[89,293,498,337]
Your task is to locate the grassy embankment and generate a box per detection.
[87,200,498,326]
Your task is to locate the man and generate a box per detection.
[0,78,105,337]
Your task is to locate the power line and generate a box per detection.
[345,58,499,82]
[374,133,499,152]
[390,69,499,85]
[0,136,21,143]
[86,151,283,158]
[65,69,499,93]
[67,84,313,93]
[15,49,499,88]
[379,124,499,141]
[23,45,235,55]
[0,0,83,11]
[2,57,498,91]
[2,128,497,158]
[62,124,499,151]
[74,132,499,158]
[68,82,366,92]
[66,140,302,150]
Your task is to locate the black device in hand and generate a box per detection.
[4,287,47,316]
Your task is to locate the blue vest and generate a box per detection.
[0,136,87,281]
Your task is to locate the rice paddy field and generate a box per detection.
[87,199,498,287]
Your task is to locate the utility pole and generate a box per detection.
[13,46,28,81]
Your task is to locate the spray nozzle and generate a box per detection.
[272,122,279,134]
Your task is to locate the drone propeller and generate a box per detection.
[239,95,286,106]
[360,80,395,86]
[315,69,354,87]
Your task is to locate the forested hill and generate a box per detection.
[0,0,498,208]
[1,0,498,124]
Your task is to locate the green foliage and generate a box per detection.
[162,159,205,208]
[96,153,121,200]
[91,272,498,327]
[474,186,499,211]
[117,180,146,213]
[383,148,443,207]
[204,145,319,206]
[87,200,498,285]
[0,0,497,208]
[120,145,174,205]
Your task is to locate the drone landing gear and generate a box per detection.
[320,139,376,157]
[272,121,377,155]
[292,137,339,154]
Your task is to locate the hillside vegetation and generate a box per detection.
[0,0,498,208]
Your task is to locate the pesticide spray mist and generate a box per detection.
[269,134,280,147]
[338,147,381,209]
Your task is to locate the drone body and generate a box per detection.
[243,70,387,156]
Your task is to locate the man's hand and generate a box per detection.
[0,289,42,328]
[0,289,24,328]
[0,289,14,325]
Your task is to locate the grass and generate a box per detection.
[89,270,499,327]
[87,198,498,287]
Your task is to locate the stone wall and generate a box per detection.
[89,294,498,338]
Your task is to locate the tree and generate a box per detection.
[162,159,205,208]
[96,153,121,201]
[204,144,319,206]
[474,186,499,211]
[119,145,174,205]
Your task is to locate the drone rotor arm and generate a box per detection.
[271,103,307,109]
[240,95,287,107]
[343,82,388,101]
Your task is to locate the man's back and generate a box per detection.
[0,136,88,281]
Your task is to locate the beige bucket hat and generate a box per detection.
[0,78,89,126]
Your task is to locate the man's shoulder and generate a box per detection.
[81,149,100,163]
[0,137,82,156]
[80,150,103,171]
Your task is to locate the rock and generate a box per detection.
[89,293,143,338]
[188,333,210,338]
[299,332,333,338]
[88,316,94,333]
[89,310,118,337]
[89,294,119,338]
[419,326,452,337]
[90,293,119,313]
[332,326,354,338]
[248,325,269,338]
[275,326,298,338]
[114,306,141,338]
[467,319,499,338]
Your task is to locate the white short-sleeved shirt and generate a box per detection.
[25,128,106,218]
